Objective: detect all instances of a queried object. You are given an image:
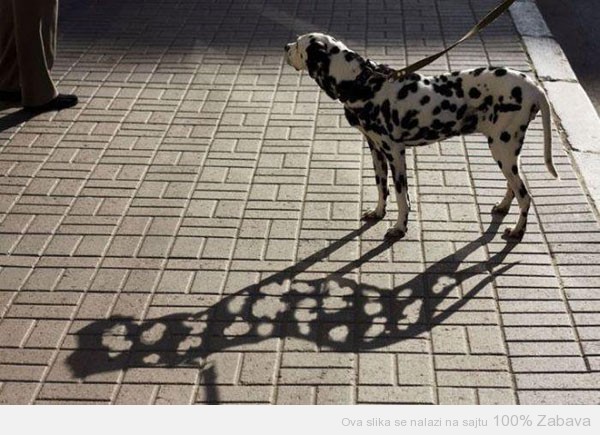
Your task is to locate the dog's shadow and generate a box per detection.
[67,213,518,388]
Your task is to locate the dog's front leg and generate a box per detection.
[362,139,389,220]
[385,144,409,239]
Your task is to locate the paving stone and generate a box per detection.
[438,387,477,405]
[357,386,435,404]
[114,384,156,405]
[397,354,434,386]
[0,382,39,404]
[431,325,469,354]
[276,386,314,404]
[519,390,600,405]
[239,352,278,385]
[38,383,115,402]
[0,319,34,347]
[437,371,513,388]
[25,320,69,348]
[478,388,516,405]
[195,386,271,404]
[154,384,195,404]
[359,353,394,385]
[467,326,506,355]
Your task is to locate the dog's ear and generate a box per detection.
[306,40,339,100]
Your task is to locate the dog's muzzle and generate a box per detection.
[284,43,300,70]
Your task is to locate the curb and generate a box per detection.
[510,0,600,214]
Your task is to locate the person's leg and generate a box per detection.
[12,0,58,107]
[0,0,21,100]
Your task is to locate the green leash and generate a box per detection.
[387,0,517,80]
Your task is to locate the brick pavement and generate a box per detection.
[0,0,599,404]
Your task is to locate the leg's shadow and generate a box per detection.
[0,106,35,133]
[67,213,518,399]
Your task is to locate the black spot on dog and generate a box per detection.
[511,86,523,104]
[401,110,420,130]
[494,68,507,77]
[381,99,393,132]
[512,165,518,175]
[469,87,481,99]
[420,95,430,105]
[344,107,359,126]
[519,184,527,198]
[478,95,493,112]
[398,82,418,100]
[432,82,454,97]
[392,109,400,126]
[460,115,478,134]
[497,161,503,169]
[473,67,486,76]
[495,101,522,114]
[457,104,468,120]
[500,131,511,142]
[432,106,441,116]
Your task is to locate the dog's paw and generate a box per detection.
[502,227,524,240]
[384,226,405,240]
[361,208,385,221]
[492,204,510,215]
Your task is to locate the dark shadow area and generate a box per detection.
[67,213,518,386]
[58,0,513,51]
[537,0,600,115]
[58,0,353,48]
[0,108,36,133]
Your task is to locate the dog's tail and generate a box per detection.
[539,89,559,179]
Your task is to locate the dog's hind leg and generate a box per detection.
[492,182,514,215]
[362,139,389,220]
[489,135,530,239]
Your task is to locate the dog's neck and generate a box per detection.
[334,56,393,105]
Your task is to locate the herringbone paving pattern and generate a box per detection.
[0,0,599,404]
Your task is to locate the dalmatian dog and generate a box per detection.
[284,33,558,240]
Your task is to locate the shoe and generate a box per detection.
[24,94,78,113]
[0,90,22,102]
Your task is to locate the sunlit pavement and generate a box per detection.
[0,0,599,404]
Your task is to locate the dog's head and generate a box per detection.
[285,33,363,101]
